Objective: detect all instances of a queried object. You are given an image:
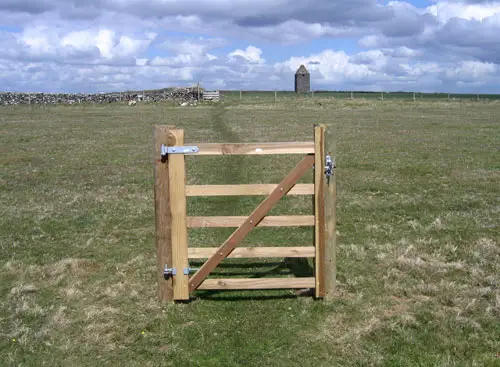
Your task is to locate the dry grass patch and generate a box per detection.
[1,100,499,366]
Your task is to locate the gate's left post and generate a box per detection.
[154,125,174,302]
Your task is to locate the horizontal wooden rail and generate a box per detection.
[197,277,315,290]
[188,246,315,259]
[186,184,314,196]
[193,142,314,155]
[187,216,314,228]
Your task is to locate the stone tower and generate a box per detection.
[295,65,310,93]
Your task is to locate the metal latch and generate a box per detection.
[161,144,199,159]
[325,152,336,184]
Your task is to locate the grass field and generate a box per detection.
[1,98,499,366]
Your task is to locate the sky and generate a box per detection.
[1,0,500,93]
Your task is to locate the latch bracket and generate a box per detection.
[325,152,336,184]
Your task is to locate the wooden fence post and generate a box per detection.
[167,129,190,300]
[324,136,336,298]
[314,125,326,298]
[153,125,175,302]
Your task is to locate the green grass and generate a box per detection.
[1,99,499,366]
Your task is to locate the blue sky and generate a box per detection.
[1,0,500,93]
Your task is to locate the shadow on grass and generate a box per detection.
[192,290,314,302]
[191,258,314,302]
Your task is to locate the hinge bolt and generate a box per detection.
[163,265,176,278]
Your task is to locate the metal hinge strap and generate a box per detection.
[161,144,199,158]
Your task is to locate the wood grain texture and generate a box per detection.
[195,142,314,155]
[188,155,315,292]
[314,125,326,298]
[197,278,315,290]
[188,246,315,259]
[187,216,314,228]
[324,140,337,298]
[186,184,314,197]
[153,125,175,302]
[168,129,190,301]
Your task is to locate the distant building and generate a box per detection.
[295,65,310,93]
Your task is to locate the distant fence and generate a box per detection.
[219,90,500,103]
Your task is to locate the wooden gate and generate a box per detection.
[153,125,336,301]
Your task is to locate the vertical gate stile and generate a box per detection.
[153,125,176,302]
[168,129,190,300]
[314,125,326,298]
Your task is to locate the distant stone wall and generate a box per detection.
[0,88,201,106]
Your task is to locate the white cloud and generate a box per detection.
[161,37,226,55]
[229,46,265,64]
[62,29,156,59]
[427,2,500,22]
[444,60,498,82]
[8,27,156,65]
[136,58,148,66]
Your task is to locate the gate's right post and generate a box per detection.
[324,130,336,298]
[315,124,336,299]
[314,125,326,298]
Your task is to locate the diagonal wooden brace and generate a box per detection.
[188,154,315,292]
